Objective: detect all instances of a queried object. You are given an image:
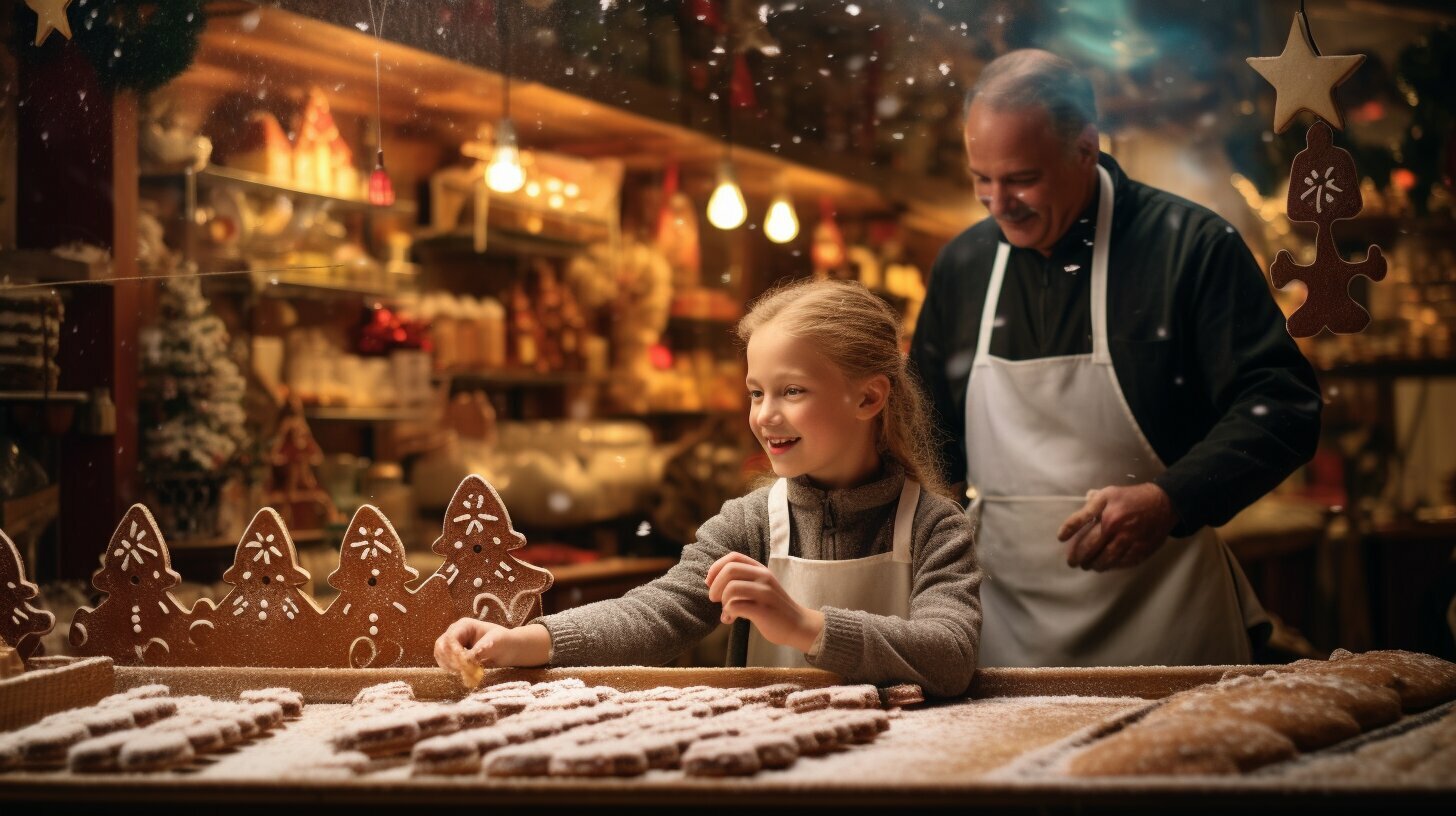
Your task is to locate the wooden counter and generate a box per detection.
[2,664,1452,812]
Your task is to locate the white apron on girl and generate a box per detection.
[967,165,1266,668]
[745,477,920,668]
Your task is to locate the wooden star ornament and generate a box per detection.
[1246,12,1365,133]
[25,0,74,47]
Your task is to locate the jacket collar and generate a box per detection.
[784,458,906,514]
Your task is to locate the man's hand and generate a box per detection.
[433,617,551,670]
[706,552,825,654]
[1057,483,1179,572]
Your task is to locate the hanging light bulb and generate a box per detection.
[368,149,395,206]
[764,188,799,243]
[486,118,526,194]
[707,157,747,230]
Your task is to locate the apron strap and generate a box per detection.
[1091,164,1114,365]
[890,480,921,563]
[767,478,791,558]
[973,242,1011,366]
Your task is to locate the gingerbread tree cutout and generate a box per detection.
[427,475,554,626]
[265,399,340,532]
[1270,121,1387,337]
[0,527,53,659]
[188,508,325,667]
[70,504,193,665]
[321,505,456,668]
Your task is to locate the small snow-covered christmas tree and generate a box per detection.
[141,273,248,473]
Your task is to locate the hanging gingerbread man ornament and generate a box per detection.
[1271,121,1387,336]
[0,527,54,659]
[1248,9,1383,337]
[425,475,554,626]
[70,504,195,665]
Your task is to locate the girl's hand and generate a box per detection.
[433,618,552,669]
[706,552,825,654]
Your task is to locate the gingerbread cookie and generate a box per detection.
[882,683,925,708]
[332,714,422,757]
[1067,715,1297,777]
[549,742,650,777]
[69,504,193,666]
[1149,676,1361,751]
[1332,650,1456,712]
[422,476,554,626]
[67,731,137,773]
[188,508,326,668]
[118,731,196,772]
[321,505,457,668]
[16,721,91,768]
[682,736,762,777]
[0,528,54,659]
[484,742,557,777]
[240,687,304,718]
[411,732,484,776]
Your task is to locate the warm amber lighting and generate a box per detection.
[486,118,526,193]
[764,190,799,243]
[707,158,747,230]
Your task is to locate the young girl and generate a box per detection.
[435,279,983,696]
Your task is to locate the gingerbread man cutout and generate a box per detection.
[1270,121,1386,337]
[0,527,54,659]
[70,504,194,665]
[320,504,456,667]
[424,475,554,626]
[188,508,326,667]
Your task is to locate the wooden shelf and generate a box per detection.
[303,406,433,422]
[184,6,976,240]
[199,270,410,301]
[0,390,89,403]
[413,228,597,262]
[170,527,327,552]
[141,165,416,217]
[443,370,610,389]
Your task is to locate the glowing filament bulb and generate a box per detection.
[485,118,526,194]
[764,191,799,243]
[707,159,747,230]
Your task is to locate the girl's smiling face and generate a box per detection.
[745,322,887,489]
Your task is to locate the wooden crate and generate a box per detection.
[0,656,114,731]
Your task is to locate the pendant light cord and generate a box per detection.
[500,4,511,121]
[367,0,391,159]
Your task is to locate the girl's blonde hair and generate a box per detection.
[737,278,948,497]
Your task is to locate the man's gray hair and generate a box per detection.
[966,50,1098,146]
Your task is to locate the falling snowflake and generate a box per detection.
[1300,166,1343,214]
[452,493,500,536]
[349,526,393,560]
[112,521,159,571]
[245,531,283,565]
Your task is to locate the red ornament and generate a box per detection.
[368,150,395,207]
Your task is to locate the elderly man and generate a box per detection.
[910,50,1322,667]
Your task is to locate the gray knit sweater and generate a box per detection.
[535,460,983,697]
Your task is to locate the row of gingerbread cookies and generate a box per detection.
[59,474,554,668]
[0,683,301,773]
[293,677,919,779]
[1066,648,1456,777]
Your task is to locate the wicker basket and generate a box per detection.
[0,656,114,731]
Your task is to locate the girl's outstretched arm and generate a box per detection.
[530,495,757,667]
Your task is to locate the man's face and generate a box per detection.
[964,100,1098,254]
